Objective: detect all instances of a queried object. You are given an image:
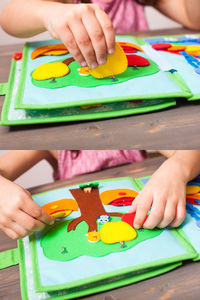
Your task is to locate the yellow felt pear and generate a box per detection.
[32,62,69,81]
[88,42,128,79]
[100,221,137,244]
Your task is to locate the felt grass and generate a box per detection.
[40,216,162,262]
[31,59,160,89]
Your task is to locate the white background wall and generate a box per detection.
[0,3,180,46]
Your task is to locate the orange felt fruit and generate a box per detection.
[42,198,78,218]
[31,44,68,59]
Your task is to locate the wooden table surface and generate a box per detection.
[0,27,200,149]
[1,156,200,300]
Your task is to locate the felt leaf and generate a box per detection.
[186,186,200,195]
[88,43,128,78]
[118,42,144,52]
[127,55,150,67]
[100,221,137,244]
[168,45,186,52]
[152,43,172,50]
[31,44,68,59]
[100,188,138,205]
[42,198,78,218]
[186,46,200,55]
[122,212,148,228]
[32,62,69,80]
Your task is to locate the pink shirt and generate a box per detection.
[74,0,148,33]
[56,150,147,180]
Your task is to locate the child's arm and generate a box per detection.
[130,150,200,229]
[156,0,200,30]
[0,0,115,69]
[0,151,55,239]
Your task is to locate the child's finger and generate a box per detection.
[157,200,176,228]
[7,221,28,238]
[22,198,54,225]
[14,210,46,232]
[59,26,86,67]
[133,195,153,229]
[69,18,98,69]
[82,12,107,65]
[94,7,115,54]
[169,202,186,228]
[129,195,139,213]
[2,226,20,240]
[143,197,165,229]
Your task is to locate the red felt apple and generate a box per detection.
[127,54,150,67]
[152,43,172,50]
[122,212,148,228]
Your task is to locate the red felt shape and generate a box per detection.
[122,212,148,228]
[13,52,23,60]
[110,197,135,206]
[152,43,172,51]
[121,46,137,53]
[127,55,150,67]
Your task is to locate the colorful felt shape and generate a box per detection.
[41,198,78,218]
[127,54,150,67]
[13,52,23,60]
[186,185,200,195]
[100,188,138,206]
[118,42,144,52]
[100,221,137,244]
[186,46,200,55]
[152,43,172,50]
[122,212,148,228]
[68,187,122,232]
[77,67,90,76]
[32,62,69,81]
[85,231,101,243]
[97,215,111,224]
[167,45,187,52]
[88,42,128,79]
[31,44,68,59]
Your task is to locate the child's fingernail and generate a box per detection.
[108,48,115,55]
[90,62,98,69]
[134,224,140,229]
[81,61,87,67]
[98,58,107,65]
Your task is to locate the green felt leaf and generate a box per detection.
[40,217,162,262]
[31,59,160,89]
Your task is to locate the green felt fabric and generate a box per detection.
[31,59,159,89]
[0,83,8,96]
[40,216,162,262]
[0,248,19,269]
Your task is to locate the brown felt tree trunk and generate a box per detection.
[67,187,122,232]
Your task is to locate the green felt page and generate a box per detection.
[13,35,191,110]
[18,238,182,300]
[27,177,196,294]
[0,59,176,126]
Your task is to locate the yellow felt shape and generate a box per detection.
[186,185,200,195]
[100,188,138,205]
[32,62,69,81]
[43,50,68,56]
[186,46,200,55]
[88,43,128,79]
[100,221,137,244]
[85,231,101,243]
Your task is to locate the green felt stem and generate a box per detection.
[0,248,19,269]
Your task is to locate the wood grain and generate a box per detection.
[1,156,200,300]
[0,28,200,149]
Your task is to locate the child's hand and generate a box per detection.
[42,3,115,69]
[129,157,187,229]
[0,176,54,240]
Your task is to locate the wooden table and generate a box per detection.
[0,28,200,149]
[1,156,200,300]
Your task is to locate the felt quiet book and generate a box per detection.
[0,34,200,125]
[1,175,200,300]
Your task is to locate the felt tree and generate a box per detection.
[67,185,122,232]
